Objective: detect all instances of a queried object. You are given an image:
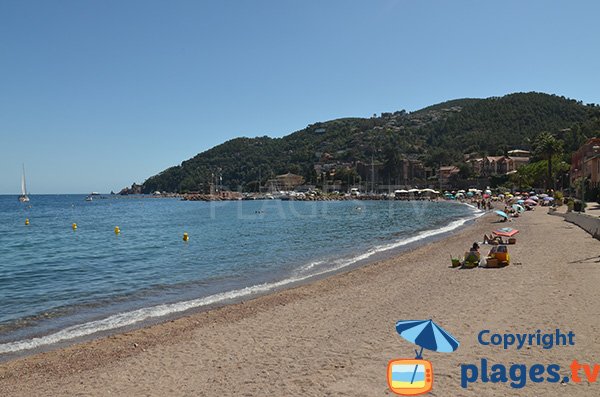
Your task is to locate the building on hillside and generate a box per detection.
[571,138,600,189]
[356,160,384,192]
[438,166,460,189]
[267,173,305,191]
[508,156,531,170]
[507,149,531,157]
[399,159,429,182]
[467,155,530,176]
[356,158,429,188]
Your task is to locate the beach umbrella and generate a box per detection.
[495,210,508,219]
[544,197,554,201]
[395,319,460,384]
[529,191,536,195]
[524,199,537,205]
[539,193,549,198]
[517,199,525,204]
[530,196,539,201]
[466,192,474,197]
[512,204,525,213]
[396,320,460,355]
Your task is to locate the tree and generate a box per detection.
[532,132,563,190]
[509,167,534,191]
[383,148,404,182]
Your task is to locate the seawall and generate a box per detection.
[549,208,600,240]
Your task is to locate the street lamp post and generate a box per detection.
[581,176,585,213]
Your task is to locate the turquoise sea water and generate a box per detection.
[0,195,480,355]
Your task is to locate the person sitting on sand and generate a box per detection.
[464,243,481,266]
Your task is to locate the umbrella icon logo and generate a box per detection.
[387,320,460,396]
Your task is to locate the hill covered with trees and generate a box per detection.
[141,92,600,193]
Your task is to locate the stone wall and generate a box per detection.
[550,210,600,240]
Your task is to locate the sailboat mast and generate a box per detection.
[22,164,28,195]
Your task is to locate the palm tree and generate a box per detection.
[509,167,534,191]
[533,132,563,190]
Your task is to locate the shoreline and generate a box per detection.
[3,206,599,396]
[0,201,483,361]
[0,203,492,372]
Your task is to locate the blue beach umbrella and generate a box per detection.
[512,204,524,213]
[395,320,460,384]
[517,199,525,204]
[395,319,460,355]
[495,210,508,219]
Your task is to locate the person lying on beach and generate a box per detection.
[483,234,504,245]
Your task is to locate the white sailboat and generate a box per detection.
[19,164,30,202]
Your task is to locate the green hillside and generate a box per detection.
[142,92,600,193]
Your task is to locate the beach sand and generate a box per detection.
[2,208,600,396]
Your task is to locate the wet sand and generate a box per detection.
[1,208,600,396]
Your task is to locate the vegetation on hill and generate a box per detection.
[141,92,600,193]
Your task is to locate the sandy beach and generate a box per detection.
[1,207,600,396]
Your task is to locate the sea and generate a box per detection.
[0,195,481,357]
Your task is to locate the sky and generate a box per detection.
[1,0,599,194]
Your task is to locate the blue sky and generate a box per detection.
[1,0,599,194]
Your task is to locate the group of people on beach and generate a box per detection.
[475,200,493,210]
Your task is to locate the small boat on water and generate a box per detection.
[19,164,30,202]
[85,196,93,202]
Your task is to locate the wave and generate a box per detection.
[0,210,482,354]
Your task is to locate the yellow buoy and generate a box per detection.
[114,226,120,235]
[183,232,189,242]
[72,223,77,230]
[25,218,30,225]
